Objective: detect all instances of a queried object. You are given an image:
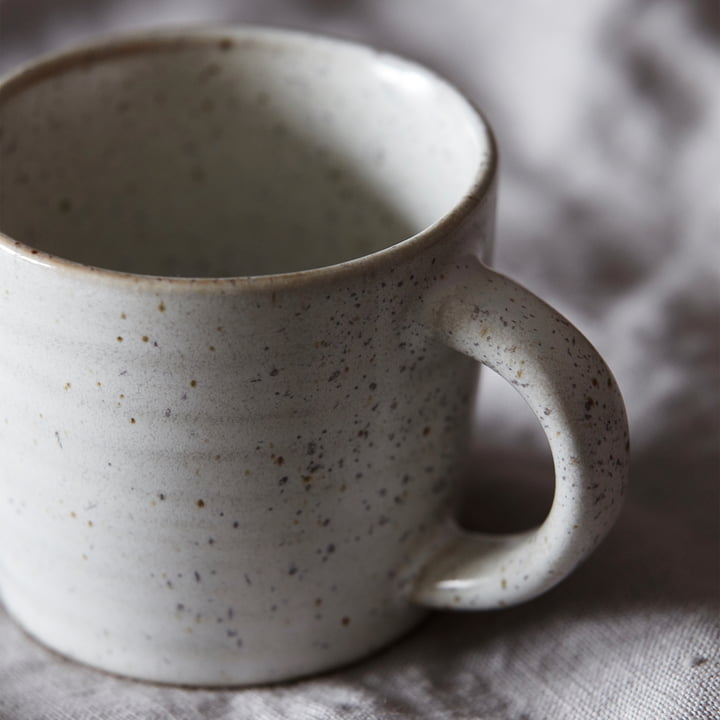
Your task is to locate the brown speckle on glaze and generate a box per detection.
[190,166,206,183]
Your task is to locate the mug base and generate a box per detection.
[2,596,429,687]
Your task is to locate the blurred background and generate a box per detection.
[0,2,718,719]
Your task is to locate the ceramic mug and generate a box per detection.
[0,27,629,686]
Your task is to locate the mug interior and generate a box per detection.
[0,29,486,277]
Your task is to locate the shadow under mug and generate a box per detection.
[0,27,629,686]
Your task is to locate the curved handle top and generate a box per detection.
[411,259,629,609]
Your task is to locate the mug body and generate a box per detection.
[0,28,495,684]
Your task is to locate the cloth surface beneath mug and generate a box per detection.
[0,2,717,719]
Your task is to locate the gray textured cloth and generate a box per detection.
[0,1,718,718]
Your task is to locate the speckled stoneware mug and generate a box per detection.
[0,27,629,686]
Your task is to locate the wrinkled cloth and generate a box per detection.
[0,1,718,718]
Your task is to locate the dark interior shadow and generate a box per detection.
[454,446,554,534]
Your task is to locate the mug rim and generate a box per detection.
[0,25,498,293]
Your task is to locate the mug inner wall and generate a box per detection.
[0,34,484,277]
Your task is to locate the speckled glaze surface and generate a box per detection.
[0,27,629,686]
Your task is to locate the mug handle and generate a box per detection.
[411,258,630,608]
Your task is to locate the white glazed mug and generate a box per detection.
[0,27,629,686]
